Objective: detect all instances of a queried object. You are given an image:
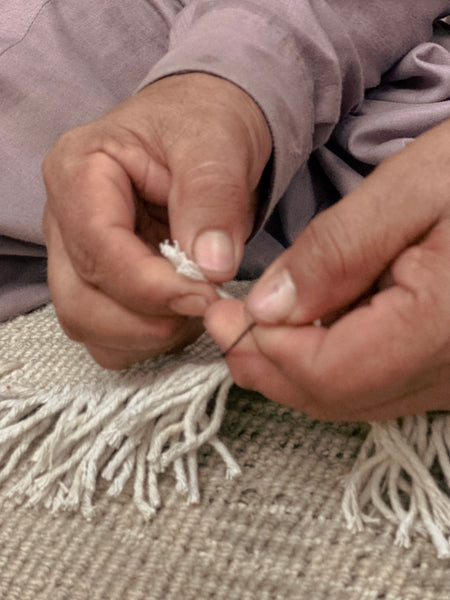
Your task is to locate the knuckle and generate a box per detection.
[229,368,254,391]
[42,125,99,192]
[394,245,450,349]
[69,222,117,287]
[175,167,251,234]
[147,316,186,345]
[181,164,247,200]
[71,238,102,284]
[227,356,260,392]
[304,214,351,284]
[85,347,130,371]
[397,246,443,305]
[301,208,386,294]
[43,128,82,174]
[55,308,85,344]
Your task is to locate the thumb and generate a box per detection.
[169,157,258,284]
[161,77,271,284]
[244,139,444,324]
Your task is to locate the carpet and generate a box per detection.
[0,304,449,599]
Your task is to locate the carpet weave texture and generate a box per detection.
[0,304,449,599]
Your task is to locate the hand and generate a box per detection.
[206,120,450,421]
[43,74,271,369]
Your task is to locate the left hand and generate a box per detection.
[205,119,450,422]
[42,74,271,369]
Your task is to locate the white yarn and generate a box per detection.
[0,241,240,519]
[342,415,450,559]
[0,358,240,519]
[0,240,449,559]
[161,241,450,559]
[160,240,232,299]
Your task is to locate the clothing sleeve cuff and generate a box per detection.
[135,4,317,231]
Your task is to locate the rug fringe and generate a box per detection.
[1,242,449,558]
[342,414,450,559]
[1,363,450,557]
[0,360,240,520]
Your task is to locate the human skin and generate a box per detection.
[42,74,271,369]
[206,119,450,422]
[43,72,450,422]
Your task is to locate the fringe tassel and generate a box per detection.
[0,358,240,520]
[1,241,449,559]
[0,241,244,519]
[342,414,450,559]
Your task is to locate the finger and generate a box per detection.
[251,323,450,421]
[204,298,251,352]
[53,271,201,355]
[205,299,298,400]
[164,76,272,283]
[84,345,163,371]
[206,298,450,421]
[44,151,217,314]
[245,129,448,325]
[44,204,173,319]
[170,162,257,283]
[251,223,450,416]
[84,316,205,370]
[46,214,205,356]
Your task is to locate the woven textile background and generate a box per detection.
[0,304,449,599]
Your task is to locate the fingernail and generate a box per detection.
[194,230,235,273]
[247,268,297,323]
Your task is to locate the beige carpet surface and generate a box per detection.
[0,305,449,599]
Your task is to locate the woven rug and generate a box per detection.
[0,304,449,599]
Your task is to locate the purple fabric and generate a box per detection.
[242,34,450,276]
[1,0,449,317]
[1,0,174,318]
[144,1,450,220]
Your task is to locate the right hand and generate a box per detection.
[42,73,272,369]
[206,119,450,422]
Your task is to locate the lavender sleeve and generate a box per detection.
[1,0,448,320]
[138,0,449,224]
